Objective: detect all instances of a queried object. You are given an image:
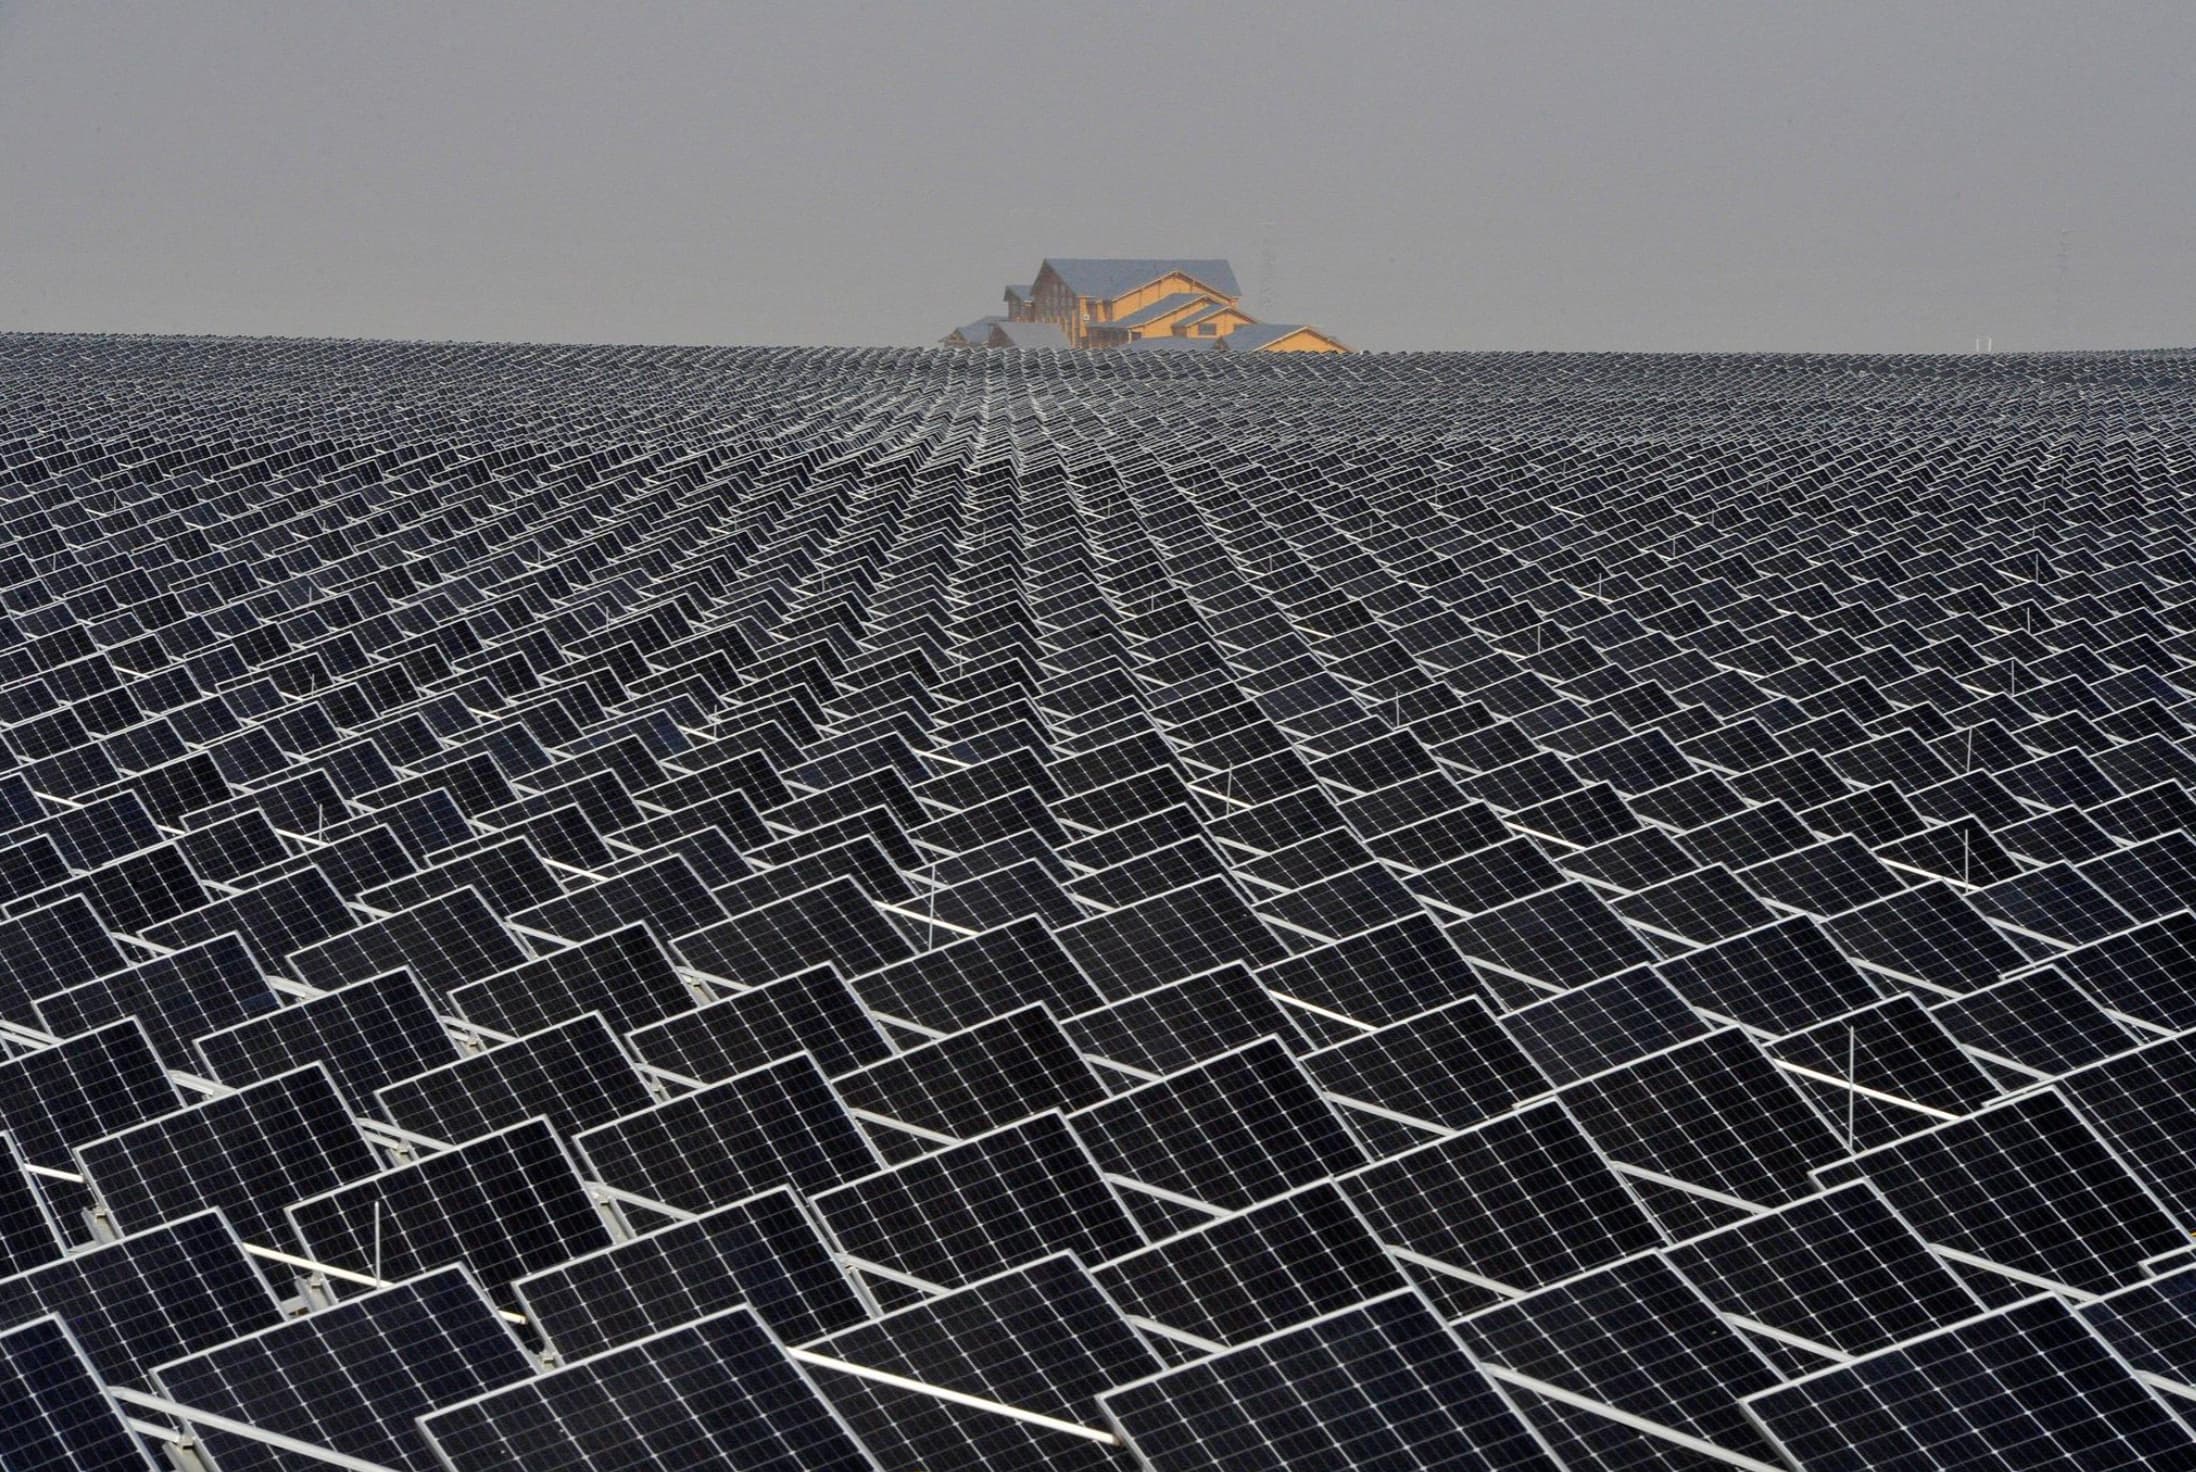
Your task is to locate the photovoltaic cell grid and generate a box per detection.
[150,1265,535,1472]
[0,334,2188,1464]
[0,1315,158,1472]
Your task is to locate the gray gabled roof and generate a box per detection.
[1219,322,1342,352]
[986,321,1071,350]
[945,316,1007,345]
[1040,258,1241,303]
[1175,300,1246,329]
[1111,292,1219,330]
[1002,284,1035,304]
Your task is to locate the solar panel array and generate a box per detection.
[0,331,2192,1467]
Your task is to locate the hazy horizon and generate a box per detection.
[3,1,2191,354]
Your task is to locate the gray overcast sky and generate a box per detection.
[2,0,2191,352]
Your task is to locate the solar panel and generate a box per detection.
[676,877,915,988]
[2047,1033,2196,1225]
[626,962,893,1083]
[1768,994,2005,1149]
[418,1306,877,1472]
[1057,803,1205,873]
[1062,961,1310,1079]
[510,854,728,945]
[1232,827,1380,889]
[150,1265,536,1472]
[0,834,70,908]
[1676,799,1818,870]
[575,1053,881,1213]
[1973,862,2136,946]
[1928,966,2136,1081]
[1341,1098,1665,1305]
[193,965,461,1109]
[287,887,528,1001]
[1824,881,2031,993]
[450,921,697,1038]
[1056,876,1288,998]
[32,931,275,1072]
[811,1111,1148,1291]
[1556,1028,1846,1234]
[1091,1179,1411,1349]
[0,1132,64,1273]
[1997,805,2123,865]
[1099,1289,1561,1472]
[1254,912,1481,1029]
[487,799,616,871]
[288,1117,614,1304]
[1662,1181,1986,1361]
[0,1210,281,1387]
[1815,1088,2188,1296]
[357,835,562,918]
[0,1019,181,1174]
[2053,912,2196,1032]
[2080,831,2196,923]
[851,914,1102,1032]
[1558,824,1701,891]
[76,1063,379,1250]
[1609,862,1777,945]
[11,331,2196,1465]
[1877,816,2024,887]
[280,824,418,902]
[376,1010,655,1144]
[1654,914,1883,1033]
[1455,1253,1785,1467]
[0,1315,160,1471]
[807,1254,1161,1472]
[1067,1037,1365,1213]
[1742,1295,2196,1471]
[2078,1263,2196,1392]
[143,869,357,978]
[516,1186,867,1357]
[1738,835,1912,916]
[1447,882,1658,993]
[725,835,913,915]
[1356,799,1511,869]
[8,842,207,937]
[1496,965,1711,1085]
[922,857,1085,931]
[1304,993,1551,1134]
[0,897,127,1027]
[1072,836,1236,911]
[836,1003,1106,1147]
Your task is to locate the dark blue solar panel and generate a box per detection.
[4,332,2194,1468]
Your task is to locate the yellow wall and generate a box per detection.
[1033,266,1243,345]
[1102,272,1238,323]
[1175,305,1257,339]
[1251,327,1349,353]
[1124,295,1228,338]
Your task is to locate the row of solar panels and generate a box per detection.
[0,337,2195,1470]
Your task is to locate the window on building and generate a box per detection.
[1197,323,1216,335]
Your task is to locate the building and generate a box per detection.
[944,257,1349,352]
[1087,292,1259,349]
[1030,259,1242,348]
[940,316,1006,347]
[983,320,1071,350]
[1216,322,1352,354]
